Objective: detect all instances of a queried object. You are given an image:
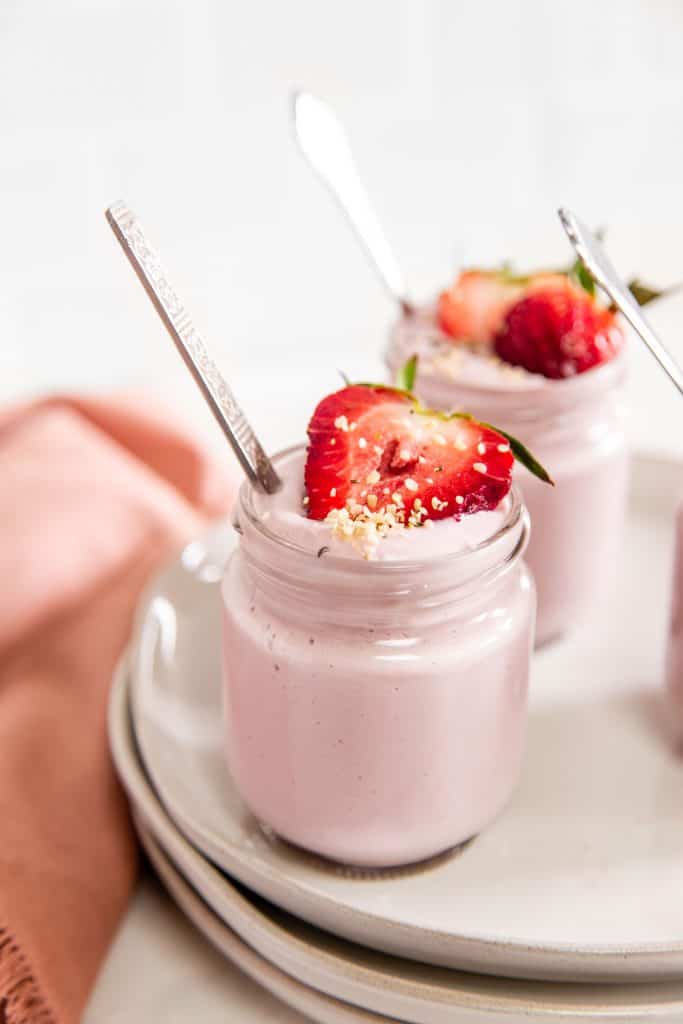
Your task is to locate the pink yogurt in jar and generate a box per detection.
[221,446,535,868]
[386,307,629,646]
[665,501,683,745]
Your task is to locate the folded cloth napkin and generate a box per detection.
[0,395,234,1024]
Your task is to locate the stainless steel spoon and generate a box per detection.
[292,90,413,315]
[558,208,683,396]
[106,201,281,493]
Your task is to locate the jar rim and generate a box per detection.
[237,444,527,576]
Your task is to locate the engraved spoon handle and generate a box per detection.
[558,208,683,396]
[106,202,281,493]
[292,91,413,315]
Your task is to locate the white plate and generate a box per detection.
[129,455,683,982]
[110,664,683,1023]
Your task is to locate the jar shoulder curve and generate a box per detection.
[222,548,535,663]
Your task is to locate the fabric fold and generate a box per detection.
[0,395,235,1024]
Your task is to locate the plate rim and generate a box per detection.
[133,812,388,1023]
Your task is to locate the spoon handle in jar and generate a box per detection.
[558,208,683,396]
[292,91,413,316]
[106,201,282,493]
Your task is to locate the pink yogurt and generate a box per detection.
[221,446,535,868]
[665,501,683,745]
[387,307,629,645]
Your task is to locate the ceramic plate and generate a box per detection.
[110,664,683,1023]
[128,456,683,982]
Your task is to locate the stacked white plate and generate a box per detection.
[109,454,683,1023]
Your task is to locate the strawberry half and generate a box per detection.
[494,279,624,379]
[304,384,549,523]
[437,270,523,344]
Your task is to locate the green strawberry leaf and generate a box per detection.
[396,354,418,392]
[481,423,554,486]
[569,258,596,297]
[627,279,665,307]
[562,228,666,308]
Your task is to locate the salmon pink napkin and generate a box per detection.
[0,395,234,1024]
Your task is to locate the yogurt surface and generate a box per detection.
[390,304,547,393]
[249,448,512,562]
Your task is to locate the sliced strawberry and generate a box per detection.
[437,270,523,344]
[494,279,624,379]
[304,385,516,522]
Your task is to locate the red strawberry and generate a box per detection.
[304,385,517,522]
[437,270,523,344]
[494,280,623,379]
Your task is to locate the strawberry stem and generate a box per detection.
[396,354,418,392]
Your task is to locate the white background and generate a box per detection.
[1,0,682,456]
[3,4,680,1018]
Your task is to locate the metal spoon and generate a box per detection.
[558,208,683,396]
[106,201,281,493]
[292,90,413,316]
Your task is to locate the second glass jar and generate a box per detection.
[387,317,629,645]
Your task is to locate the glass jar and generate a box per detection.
[665,500,683,748]
[387,312,629,646]
[221,447,535,868]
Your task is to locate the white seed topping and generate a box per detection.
[358,437,367,449]
[477,442,487,455]
[349,421,357,431]
[399,448,411,461]
[325,501,408,560]
[303,496,310,506]
[374,445,383,456]
[426,477,434,485]
[334,415,349,431]
[413,497,422,509]
[366,469,380,484]
[418,455,426,464]
[367,493,378,509]
[392,491,404,506]
[404,478,418,492]
[383,487,391,495]
[456,495,464,505]
[473,462,487,474]
[329,487,337,497]
[330,438,336,445]
[497,443,511,453]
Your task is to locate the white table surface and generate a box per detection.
[83,873,308,1024]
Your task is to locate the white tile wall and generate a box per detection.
[0,0,681,455]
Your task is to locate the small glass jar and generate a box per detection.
[221,447,535,868]
[387,312,629,646]
[665,501,683,748]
